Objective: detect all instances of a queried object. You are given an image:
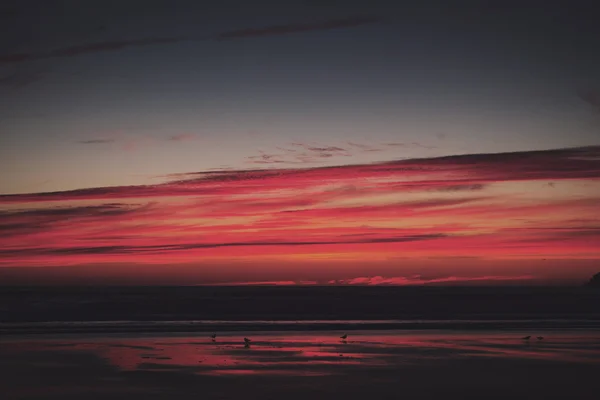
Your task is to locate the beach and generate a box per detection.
[2,330,600,399]
[2,286,600,398]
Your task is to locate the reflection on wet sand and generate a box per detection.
[3,331,600,377]
[3,331,600,399]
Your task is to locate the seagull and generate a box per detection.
[340,334,347,339]
[522,336,531,340]
[537,336,544,341]
[210,333,217,341]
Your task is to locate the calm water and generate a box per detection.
[2,286,600,323]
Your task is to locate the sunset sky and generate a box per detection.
[1,0,599,285]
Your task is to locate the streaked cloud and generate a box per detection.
[329,275,535,285]
[0,146,598,274]
[1,16,381,65]
[2,145,597,204]
[200,275,534,285]
[577,88,600,112]
[0,36,187,65]
[77,139,115,144]
[0,68,46,89]
[203,280,319,286]
[248,140,437,165]
[167,134,197,142]
[216,15,381,41]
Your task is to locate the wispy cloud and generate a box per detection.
[347,141,378,151]
[0,146,598,271]
[2,146,598,203]
[435,184,485,192]
[577,88,600,112]
[0,68,46,89]
[247,140,416,165]
[246,143,354,165]
[77,139,115,144]
[1,16,381,65]
[0,36,187,65]
[199,275,534,285]
[329,275,535,285]
[203,280,319,286]
[76,135,159,151]
[383,142,436,149]
[167,134,197,142]
[0,232,447,257]
[216,15,381,40]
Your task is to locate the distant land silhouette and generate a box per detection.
[586,273,600,287]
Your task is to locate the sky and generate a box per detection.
[1,0,599,285]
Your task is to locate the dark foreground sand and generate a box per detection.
[1,331,599,399]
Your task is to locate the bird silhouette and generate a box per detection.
[522,336,531,340]
[537,336,544,341]
[243,337,251,348]
[340,334,347,339]
[210,333,217,341]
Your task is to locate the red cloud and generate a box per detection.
[0,146,599,277]
[329,275,535,286]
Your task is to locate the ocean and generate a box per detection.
[2,286,600,335]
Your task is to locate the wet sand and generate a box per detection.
[1,330,600,399]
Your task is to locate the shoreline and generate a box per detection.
[3,318,600,336]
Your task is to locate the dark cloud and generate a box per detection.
[436,184,485,192]
[0,16,381,65]
[216,15,381,40]
[347,141,372,150]
[346,141,383,152]
[0,37,187,65]
[47,37,185,58]
[0,233,446,257]
[383,142,407,147]
[167,134,196,142]
[577,88,600,112]
[0,53,32,64]
[0,203,149,238]
[77,139,115,144]
[11,203,140,217]
[0,68,45,89]
[247,160,288,165]
[247,144,353,165]
[0,203,140,220]
[306,146,347,152]
[246,152,290,165]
